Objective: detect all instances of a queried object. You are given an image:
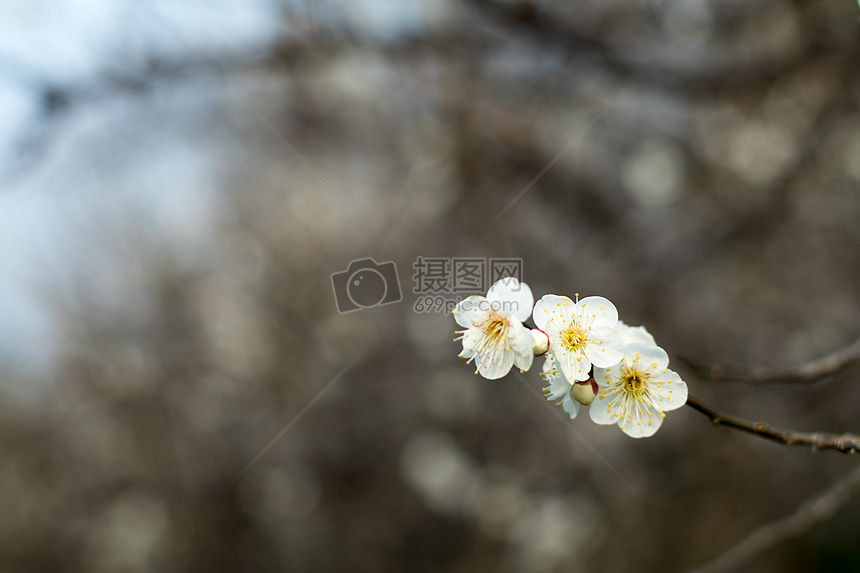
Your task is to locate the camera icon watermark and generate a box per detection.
[331,258,403,313]
[330,256,523,314]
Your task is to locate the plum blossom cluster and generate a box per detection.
[453,278,688,438]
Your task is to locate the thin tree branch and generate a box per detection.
[688,463,860,573]
[678,335,860,385]
[0,31,468,183]
[686,395,860,454]
[463,0,860,95]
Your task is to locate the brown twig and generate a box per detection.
[463,0,860,96]
[686,395,860,454]
[678,335,860,384]
[688,463,860,573]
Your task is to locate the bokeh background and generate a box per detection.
[1,1,860,571]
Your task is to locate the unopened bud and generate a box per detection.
[571,377,598,406]
[530,329,549,356]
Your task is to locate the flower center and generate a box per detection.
[482,315,508,342]
[560,326,587,353]
[621,368,648,393]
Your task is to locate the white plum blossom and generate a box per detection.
[590,342,688,438]
[532,294,625,382]
[541,352,579,419]
[616,320,656,346]
[453,277,535,379]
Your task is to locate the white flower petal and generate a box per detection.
[611,385,665,437]
[513,352,534,372]
[626,342,669,372]
[474,337,515,379]
[461,327,482,353]
[589,390,618,425]
[542,351,562,380]
[546,377,571,399]
[453,296,489,328]
[648,370,688,411]
[575,296,618,329]
[532,294,574,332]
[620,408,663,438]
[561,393,580,419]
[584,327,625,368]
[560,349,591,382]
[591,347,681,438]
[510,317,532,345]
[487,277,534,323]
[589,368,621,425]
[617,321,656,346]
[543,353,572,397]
[459,316,535,379]
[593,365,619,390]
[510,322,535,372]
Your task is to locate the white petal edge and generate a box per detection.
[474,339,515,379]
[561,393,580,419]
[619,407,663,438]
[589,389,617,425]
[584,327,625,368]
[617,321,656,346]
[626,342,670,372]
[510,322,535,372]
[487,277,534,323]
[453,295,488,328]
[532,294,574,332]
[575,296,618,329]
[649,370,688,411]
[559,349,591,382]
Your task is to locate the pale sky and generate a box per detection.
[0,0,447,377]
[0,0,284,376]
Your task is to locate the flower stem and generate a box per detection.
[685,395,860,454]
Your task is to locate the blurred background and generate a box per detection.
[1,0,860,571]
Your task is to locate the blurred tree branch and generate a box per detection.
[686,395,860,453]
[464,0,860,95]
[0,30,465,182]
[679,335,860,385]
[688,463,860,573]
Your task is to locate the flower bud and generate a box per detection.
[530,329,549,356]
[571,377,598,406]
